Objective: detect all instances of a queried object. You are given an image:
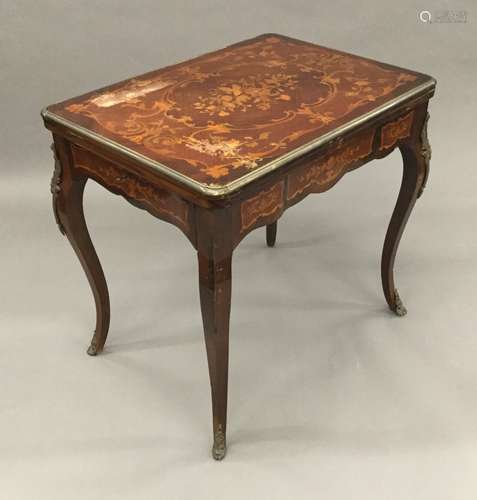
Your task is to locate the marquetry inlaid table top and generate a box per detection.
[42,34,434,197]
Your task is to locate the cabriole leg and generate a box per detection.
[198,252,232,460]
[381,111,431,315]
[197,209,233,460]
[51,137,110,355]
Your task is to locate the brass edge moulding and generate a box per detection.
[41,77,436,198]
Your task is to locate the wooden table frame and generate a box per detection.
[43,64,433,460]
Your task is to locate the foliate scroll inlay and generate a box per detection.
[287,128,375,202]
[380,111,414,150]
[71,146,190,233]
[50,143,65,235]
[241,182,284,232]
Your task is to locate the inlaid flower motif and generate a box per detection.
[193,73,298,116]
[297,105,335,125]
[183,136,259,177]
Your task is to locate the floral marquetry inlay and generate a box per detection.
[71,146,190,234]
[47,34,429,189]
[380,111,414,150]
[241,182,284,232]
[287,128,375,202]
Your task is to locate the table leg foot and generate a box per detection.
[87,345,98,356]
[392,289,407,317]
[87,333,102,355]
[212,425,227,460]
[266,221,277,247]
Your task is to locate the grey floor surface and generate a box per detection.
[1,1,477,499]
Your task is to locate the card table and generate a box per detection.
[42,34,435,459]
